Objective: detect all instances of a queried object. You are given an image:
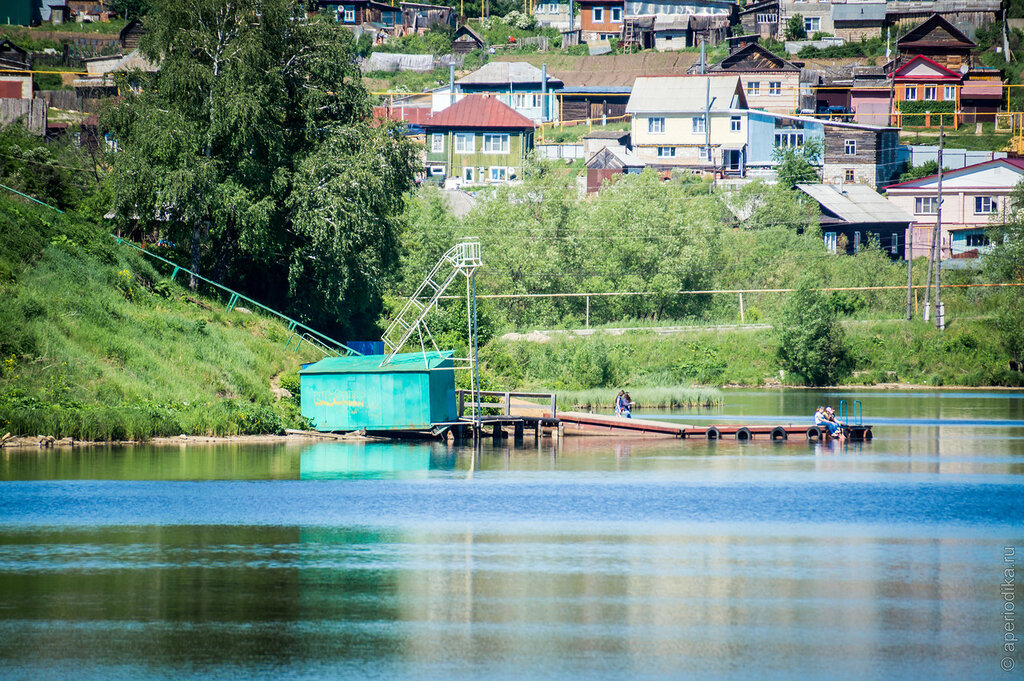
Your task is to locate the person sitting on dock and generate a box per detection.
[825,406,845,440]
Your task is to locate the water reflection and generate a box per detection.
[0,389,1022,680]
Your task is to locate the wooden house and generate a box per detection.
[400,2,457,33]
[738,0,779,39]
[443,62,563,124]
[578,0,624,42]
[895,14,976,72]
[0,39,31,99]
[318,0,402,31]
[452,26,486,54]
[828,1,886,42]
[819,119,902,189]
[703,39,802,114]
[119,18,145,52]
[422,95,535,186]
[796,183,912,259]
[585,145,644,193]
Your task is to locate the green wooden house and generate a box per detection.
[422,95,535,186]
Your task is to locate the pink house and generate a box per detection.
[884,158,1024,260]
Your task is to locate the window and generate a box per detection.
[463,166,474,182]
[923,85,937,101]
[915,196,938,214]
[774,131,804,148]
[730,115,742,132]
[824,232,837,253]
[592,6,604,22]
[853,231,861,252]
[769,81,782,96]
[692,116,706,133]
[512,93,541,109]
[483,133,510,153]
[804,16,820,32]
[975,196,998,214]
[891,232,899,254]
[454,132,474,153]
[756,13,777,23]
[905,85,917,101]
[944,85,956,101]
[431,134,444,153]
[657,146,676,158]
[648,117,665,134]
[611,6,622,22]
[844,139,856,155]
[965,232,991,247]
[844,169,855,182]
[747,81,760,95]
[344,6,355,22]
[489,167,508,181]
[698,147,710,161]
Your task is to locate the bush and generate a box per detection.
[776,278,853,385]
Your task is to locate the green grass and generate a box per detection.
[899,123,1012,152]
[0,195,321,440]
[539,121,630,144]
[556,385,723,410]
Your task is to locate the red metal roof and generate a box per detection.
[423,95,536,130]
[893,55,961,81]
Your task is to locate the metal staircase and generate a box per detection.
[380,237,482,367]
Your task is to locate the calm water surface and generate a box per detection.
[1,389,1022,680]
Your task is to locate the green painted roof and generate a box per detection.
[300,351,453,375]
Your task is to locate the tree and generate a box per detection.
[773,137,822,188]
[102,0,418,339]
[986,181,1024,284]
[897,160,949,183]
[776,277,853,385]
[786,14,807,40]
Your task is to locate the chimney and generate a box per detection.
[726,34,760,54]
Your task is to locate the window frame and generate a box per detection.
[824,232,837,253]
[891,232,899,254]
[915,196,938,214]
[656,146,676,158]
[975,196,997,214]
[747,81,760,95]
[489,166,508,181]
[648,117,665,134]
[769,81,782,96]
[482,132,510,154]
[463,166,474,182]
[774,131,804,148]
[691,116,706,133]
[944,85,956,101]
[844,169,855,183]
[611,6,622,22]
[804,17,820,32]
[844,139,856,155]
[343,6,355,22]
[453,132,475,154]
[431,133,444,153]
[730,115,742,132]
[905,85,917,101]
[592,6,604,22]
[965,232,991,248]
[923,85,937,101]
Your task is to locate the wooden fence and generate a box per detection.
[0,98,47,135]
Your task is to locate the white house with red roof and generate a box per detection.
[422,95,536,186]
[884,158,1024,260]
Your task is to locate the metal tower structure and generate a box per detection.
[380,237,483,368]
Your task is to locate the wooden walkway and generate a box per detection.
[552,412,873,441]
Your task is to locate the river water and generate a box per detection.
[1,390,1022,680]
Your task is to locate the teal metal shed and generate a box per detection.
[299,352,457,432]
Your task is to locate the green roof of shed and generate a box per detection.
[300,351,453,375]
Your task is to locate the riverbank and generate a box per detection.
[0,429,383,450]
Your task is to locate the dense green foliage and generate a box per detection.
[0,195,318,440]
[898,160,944,183]
[772,138,823,188]
[775,277,853,385]
[785,15,807,41]
[102,0,418,340]
[797,36,884,59]
[0,124,101,213]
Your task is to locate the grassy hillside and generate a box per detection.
[0,196,320,440]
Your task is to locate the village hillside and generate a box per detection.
[1,0,1023,440]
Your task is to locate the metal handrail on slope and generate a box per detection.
[111,236,362,357]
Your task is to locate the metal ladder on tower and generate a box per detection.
[379,237,482,367]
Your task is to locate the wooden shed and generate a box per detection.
[452,25,485,54]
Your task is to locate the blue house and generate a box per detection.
[745,111,826,175]
[432,62,563,124]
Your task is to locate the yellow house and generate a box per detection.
[626,75,749,173]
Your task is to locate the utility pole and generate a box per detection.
[905,218,913,320]
[923,127,944,322]
[701,39,711,171]
[934,126,945,330]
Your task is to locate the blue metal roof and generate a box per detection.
[300,351,453,375]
